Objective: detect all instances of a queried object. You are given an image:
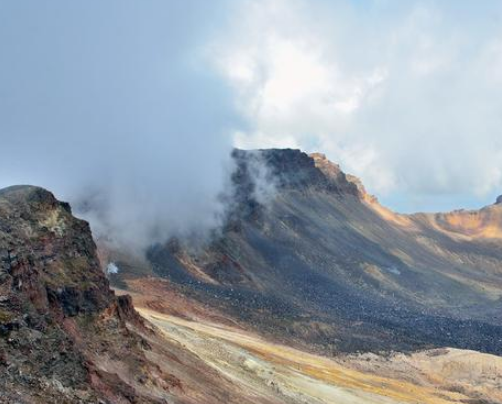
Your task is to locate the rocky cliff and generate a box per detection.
[0,186,167,403]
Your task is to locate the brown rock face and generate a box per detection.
[0,186,165,403]
[0,186,114,318]
[310,152,378,203]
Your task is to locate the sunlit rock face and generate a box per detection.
[111,149,502,356]
[423,204,502,239]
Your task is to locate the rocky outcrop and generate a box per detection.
[0,186,114,317]
[310,152,378,203]
[228,149,363,225]
[496,195,502,205]
[232,149,361,196]
[0,186,168,403]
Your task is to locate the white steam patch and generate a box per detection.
[244,151,278,206]
[106,262,120,275]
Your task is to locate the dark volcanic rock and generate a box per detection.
[232,148,360,195]
[228,149,361,226]
[141,150,502,356]
[0,186,113,317]
[496,195,502,205]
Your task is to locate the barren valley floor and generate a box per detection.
[138,307,502,404]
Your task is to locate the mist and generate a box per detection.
[0,1,239,250]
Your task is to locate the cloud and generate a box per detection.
[213,0,502,211]
[0,0,237,250]
[1,0,502,250]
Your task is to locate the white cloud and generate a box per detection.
[212,0,502,209]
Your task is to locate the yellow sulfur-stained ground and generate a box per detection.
[138,308,499,404]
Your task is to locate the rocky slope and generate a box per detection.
[2,170,502,403]
[109,149,502,356]
[0,186,292,404]
[141,308,502,404]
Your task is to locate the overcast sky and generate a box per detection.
[1,0,502,245]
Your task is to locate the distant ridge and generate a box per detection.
[110,148,502,355]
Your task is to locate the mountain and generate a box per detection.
[2,163,502,403]
[109,149,502,355]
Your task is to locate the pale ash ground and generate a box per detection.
[138,308,502,404]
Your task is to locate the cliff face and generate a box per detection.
[232,149,361,196]
[0,186,164,403]
[0,186,114,319]
[113,149,502,356]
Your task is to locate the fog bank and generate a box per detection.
[0,1,237,250]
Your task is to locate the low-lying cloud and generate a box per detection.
[0,1,237,250]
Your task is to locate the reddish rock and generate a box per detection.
[0,186,167,403]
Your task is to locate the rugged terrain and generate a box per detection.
[140,308,502,404]
[2,149,502,403]
[0,186,309,404]
[108,149,502,355]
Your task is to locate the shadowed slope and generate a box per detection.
[111,149,502,355]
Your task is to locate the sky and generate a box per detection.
[212,0,502,212]
[1,0,502,247]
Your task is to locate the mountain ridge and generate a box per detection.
[109,148,502,356]
[2,158,502,403]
